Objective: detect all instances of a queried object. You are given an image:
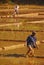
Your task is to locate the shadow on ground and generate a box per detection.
[0,53,44,58]
[0,53,26,57]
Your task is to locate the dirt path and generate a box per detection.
[0,13,38,17]
[0,40,44,51]
[0,13,44,19]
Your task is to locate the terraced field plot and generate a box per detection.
[0,5,44,65]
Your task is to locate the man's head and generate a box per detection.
[32,31,36,36]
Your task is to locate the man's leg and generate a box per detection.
[12,10,16,17]
[29,46,34,56]
[16,10,19,15]
[26,45,31,56]
[26,49,30,55]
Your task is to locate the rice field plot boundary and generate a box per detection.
[0,40,43,50]
[0,20,44,28]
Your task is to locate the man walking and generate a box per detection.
[13,5,19,17]
[26,31,38,57]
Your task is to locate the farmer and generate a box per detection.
[26,31,38,57]
[15,5,19,14]
[13,5,19,17]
